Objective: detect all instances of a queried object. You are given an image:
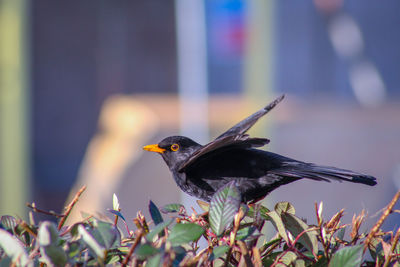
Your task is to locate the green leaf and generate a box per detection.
[259,237,281,255]
[38,221,59,246]
[167,223,204,246]
[38,222,68,266]
[0,256,12,267]
[248,204,270,220]
[275,202,295,215]
[68,223,82,238]
[90,220,121,249]
[209,245,229,260]
[67,241,82,258]
[262,252,281,266]
[312,256,328,267]
[149,201,163,225]
[235,226,258,241]
[107,209,126,222]
[14,224,31,245]
[145,253,162,267]
[394,240,400,255]
[113,193,120,210]
[0,229,32,267]
[78,224,105,259]
[295,259,306,267]
[146,219,173,241]
[41,246,68,266]
[367,237,384,262]
[258,205,271,220]
[329,244,364,267]
[281,213,318,255]
[106,255,121,265]
[0,216,17,233]
[248,204,264,218]
[197,200,210,212]
[209,181,241,236]
[278,251,297,265]
[317,202,323,219]
[119,246,129,254]
[266,211,289,243]
[135,243,159,259]
[160,203,185,213]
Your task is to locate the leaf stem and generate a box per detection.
[121,229,144,267]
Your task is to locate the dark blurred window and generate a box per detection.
[32,1,176,211]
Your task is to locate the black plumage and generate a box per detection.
[143,95,377,203]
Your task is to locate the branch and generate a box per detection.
[121,229,144,267]
[364,190,400,252]
[58,185,87,230]
[26,202,65,218]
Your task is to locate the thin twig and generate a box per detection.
[260,239,281,258]
[113,209,120,226]
[57,185,87,230]
[290,247,315,263]
[382,227,400,267]
[224,240,234,265]
[237,240,254,267]
[26,203,65,218]
[252,247,262,267]
[188,247,209,265]
[289,227,319,262]
[121,229,144,267]
[19,221,37,238]
[224,208,245,267]
[364,190,400,252]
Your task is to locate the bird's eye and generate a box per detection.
[170,144,179,151]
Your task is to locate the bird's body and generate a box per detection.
[144,95,377,203]
[168,145,301,202]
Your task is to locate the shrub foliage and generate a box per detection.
[0,183,399,266]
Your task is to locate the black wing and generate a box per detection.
[217,94,284,139]
[178,135,270,172]
[178,95,284,172]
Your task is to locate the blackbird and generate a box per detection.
[143,95,377,203]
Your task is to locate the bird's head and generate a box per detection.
[143,136,202,171]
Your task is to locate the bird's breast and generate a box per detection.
[171,172,213,201]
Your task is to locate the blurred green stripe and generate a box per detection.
[244,0,275,137]
[0,0,30,218]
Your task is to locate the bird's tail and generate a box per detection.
[271,162,377,186]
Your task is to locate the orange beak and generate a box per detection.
[143,144,166,153]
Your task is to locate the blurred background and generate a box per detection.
[0,0,399,231]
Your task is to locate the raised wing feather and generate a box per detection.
[178,95,284,172]
[216,94,284,139]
